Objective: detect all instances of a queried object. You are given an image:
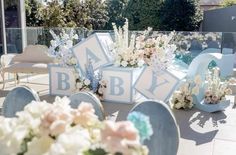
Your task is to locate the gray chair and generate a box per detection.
[2,86,40,117]
[69,92,105,121]
[129,100,179,155]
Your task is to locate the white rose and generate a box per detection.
[25,136,53,155]
[194,75,202,85]
[174,102,182,109]
[138,60,145,67]
[121,61,128,67]
[98,88,104,94]
[69,58,77,65]
[84,79,91,86]
[47,126,91,155]
[192,86,199,95]
[76,82,83,89]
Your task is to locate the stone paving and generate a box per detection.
[1,74,236,155]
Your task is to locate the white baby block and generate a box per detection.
[49,65,76,96]
[101,66,144,104]
[135,66,186,102]
[72,33,113,76]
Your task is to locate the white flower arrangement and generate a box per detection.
[136,30,177,71]
[48,29,79,67]
[75,60,107,99]
[204,67,232,104]
[171,75,202,109]
[111,19,145,68]
[0,97,151,155]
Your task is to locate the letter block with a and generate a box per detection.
[72,33,113,76]
[49,65,76,96]
[101,66,143,104]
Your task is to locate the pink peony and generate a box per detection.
[101,121,140,155]
[72,102,98,127]
[40,107,72,136]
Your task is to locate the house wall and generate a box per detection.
[202,5,236,32]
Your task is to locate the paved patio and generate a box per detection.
[1,74,236,155]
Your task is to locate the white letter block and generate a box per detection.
[135,66,186,102]
[101,66,144,104]
[49,65,76,96]
[72,33,113,76]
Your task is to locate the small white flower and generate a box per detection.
[121,61,128,67]
[76,82,83,89]
[98,88,103,94]
[84,79,91,86]
[192,86,199,95]
[138,60,145,67]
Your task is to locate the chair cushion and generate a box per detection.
[12,45,54,64]
[3,63,49,74]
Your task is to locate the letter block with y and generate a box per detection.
[49,65,76,96]
[72,33,113,76]
[135,66,186,102]
[101,66,144,104]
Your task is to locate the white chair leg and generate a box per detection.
[1,72,5,89]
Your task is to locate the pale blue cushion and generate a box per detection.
[130,100,179,155]
[69,92,105,121]
[2,86,40,117]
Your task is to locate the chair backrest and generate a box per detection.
[12,45,54,64]
[2,86,40,117]
[69,92,105,121]
[129,100,179,155]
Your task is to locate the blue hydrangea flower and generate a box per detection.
[127,111,153,143]
[84,60,102,92]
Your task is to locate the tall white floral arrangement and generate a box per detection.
[204,67,232,104]
[111,19,145,68]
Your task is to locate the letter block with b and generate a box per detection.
[101,66,144,104]
[49,65,76,96]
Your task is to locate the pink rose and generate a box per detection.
[205,90,211,97]
[205,97,212,104]
[212,95,219,103]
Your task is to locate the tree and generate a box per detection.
[38,0,76,27]
[64,0,109,30]
[25,0,44,27]
[221,0,236,7]
[103,0,128,30]
[159,0,203,31]
[123,0,163,30]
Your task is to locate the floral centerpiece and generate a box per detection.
[171,75,202,109]
[110,19,145,68]
[75,60,107,99]
[135,30,177,71]
[204,67,232,104]
[0,97,152,155]
[48,29,79,67]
